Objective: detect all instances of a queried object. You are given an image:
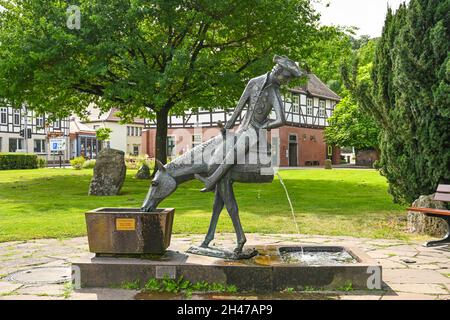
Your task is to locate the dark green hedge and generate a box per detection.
[0,153,38,170]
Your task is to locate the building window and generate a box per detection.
[127,126,130,136]
[53,119,61,129]
[0,137,2,151]
[36,115,44,128]
[192,134,201,148]
[319,100,326,117]
[0,108,7,124]
[13,109,20,125]
[138,127,142,136]
[306,98,313,116]
[9,138,23,152]
[292,95,299,113]
[167,136,175,157]
[133,145,139,156]
[34,139,46,153]
[93,125,99,130]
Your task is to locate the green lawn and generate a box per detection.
[0,168,414,242]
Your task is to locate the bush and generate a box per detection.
[37,157,47,168]
[125,155,154,171]
[82,159,96,169]
[324,159,332,169]
[0,153,38,170]
[70,156,85,170]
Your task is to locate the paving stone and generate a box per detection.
[388,283,448,294]
[381,292,437,300]
[338,294,382,300]
[0,281,22,294]
[0,294,63,300]
[16,284,65,296]
[408,264,441,270]
[383,269,450,284]
[377,259,407,269]
[69,288,138,300]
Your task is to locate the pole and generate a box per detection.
[23,105,28,153]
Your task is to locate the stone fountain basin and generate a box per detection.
[72,244,381,291]
[85,207,175,255]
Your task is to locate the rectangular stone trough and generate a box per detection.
[85,208,174,255]
[71,245,382,292]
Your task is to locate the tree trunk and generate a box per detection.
[152,108,169,176]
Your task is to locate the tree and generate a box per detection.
[342,0,450,203]
[324,93,379,150]
[302,25,353,95]
[96,127,112,148]
[0,0,319,173]
[325,38,380,150]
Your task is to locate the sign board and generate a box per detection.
[50,138,66,152]
[116,218,136,231]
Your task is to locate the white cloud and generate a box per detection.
[313,0,410,38]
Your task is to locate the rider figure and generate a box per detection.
[195,55,303,192]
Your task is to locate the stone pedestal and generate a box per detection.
[85,208,174,255]
[71,245,381,291]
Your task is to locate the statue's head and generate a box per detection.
[141,160,177,212]
[271,55,303,84]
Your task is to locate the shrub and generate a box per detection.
[82,159,96,169]
[324,159,332,169]
[37,157,47,168]
[0,153,38,170]
[70,156,85,170]
[125,155,154,171]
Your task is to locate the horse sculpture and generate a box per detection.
[141,131,274,257]
[141,55,302,258]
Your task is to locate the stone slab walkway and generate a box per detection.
[0,234,449,300]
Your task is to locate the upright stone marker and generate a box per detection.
[89,148,126,196]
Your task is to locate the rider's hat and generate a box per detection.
[273,55,303,77]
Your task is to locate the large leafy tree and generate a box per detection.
[325,38,380,150]
[0,0,319,168]
[324,93,379,150]
[342,0,450,204]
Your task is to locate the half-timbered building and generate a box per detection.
[142,73,341,167]
[0,103,70,160]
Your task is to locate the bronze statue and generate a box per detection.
[141,55,303,258]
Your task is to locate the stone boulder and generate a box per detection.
[135,164,151,180]
[407,194,448,237]
[89,148,126,196]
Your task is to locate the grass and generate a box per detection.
[0,167,413,242]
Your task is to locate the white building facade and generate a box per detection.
[0,104,70,161]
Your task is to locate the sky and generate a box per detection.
[313,0,411,38]
[1,1,410,38]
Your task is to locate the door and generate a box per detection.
[288,134,298,167]
[271,137,279,166]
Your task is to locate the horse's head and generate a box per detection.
[141,160,177,212]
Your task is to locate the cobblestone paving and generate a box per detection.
[0,234,448,300]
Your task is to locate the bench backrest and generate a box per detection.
[434,184,450,202]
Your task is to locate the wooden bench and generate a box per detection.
[407,184,450,247]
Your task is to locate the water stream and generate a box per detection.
[276,172,302,255]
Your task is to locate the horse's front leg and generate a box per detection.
[219,176,246,254]
[201,186,224,248]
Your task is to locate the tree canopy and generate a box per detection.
[342,0,450,203]
[325,38,380,150]
[0,0,319,165]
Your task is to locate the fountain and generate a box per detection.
[71,56,382,292]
